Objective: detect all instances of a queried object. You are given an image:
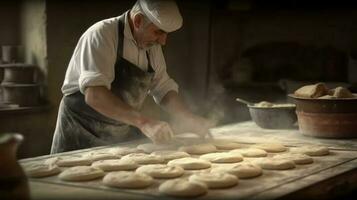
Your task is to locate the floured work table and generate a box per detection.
[21,121,357,200]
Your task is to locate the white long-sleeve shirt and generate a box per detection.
[61,11,178,104]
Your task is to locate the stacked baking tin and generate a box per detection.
[0,45,41,107]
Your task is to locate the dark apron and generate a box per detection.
[51,15,155,154]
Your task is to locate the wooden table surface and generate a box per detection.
[21,121,357,200]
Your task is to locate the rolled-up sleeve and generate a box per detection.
[149,46,179,104]
[76,23,117,94]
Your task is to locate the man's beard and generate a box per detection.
[141,42,157,50]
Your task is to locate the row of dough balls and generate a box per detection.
[25,151,325,199]
[23,144,330,198]
[139,142,329,157]
[24,143,329,178]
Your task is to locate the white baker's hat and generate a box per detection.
[139,0,183,32]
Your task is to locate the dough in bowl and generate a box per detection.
[331,87,354,98]
[294,82,328,98]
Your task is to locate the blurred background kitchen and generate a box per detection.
[1,0,357,158]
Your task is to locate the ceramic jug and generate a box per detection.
[0,133,30,200]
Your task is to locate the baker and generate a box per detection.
[50,0,215,153]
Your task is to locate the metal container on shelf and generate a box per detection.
[0,66,3,83]
[0,63,36,84]
[1,83,41,106]
[1,45,23,64]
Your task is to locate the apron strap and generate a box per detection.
[146,51,155,73]
[117,15,125,60]
[117,12,155,73]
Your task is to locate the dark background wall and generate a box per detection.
[1,0,357,158]
[0,1,20,48]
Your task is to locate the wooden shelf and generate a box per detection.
[0,104,51,115]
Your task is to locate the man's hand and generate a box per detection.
[171,114,217,138]
[159,91,217,138]
[138,119,174,144]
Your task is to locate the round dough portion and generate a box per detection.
[45,156,92,167]
[136,164,184,178]
[211,139,244,150]
[211,163,262,179]
[108,147,143,156]
[230,148,268,157]
[103,171,153,189]
[91,159,139,171]
[151,150,190,161]
[273,153,313,165]
[178,143,217,155]
[251,143,287,153]
[199,152,243,163]
[159,178,208,197]
[189,172,238,188]
[292,145,330,156]
[83,152,120,161]
[121,153,164,164]
[255,158,295,170]
[59,166,104,181]
[24,163,61,178]
[167,157,211,170]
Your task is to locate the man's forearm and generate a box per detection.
[159,91,193,118]
[84,86,148,127]
[160,91,215,135]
